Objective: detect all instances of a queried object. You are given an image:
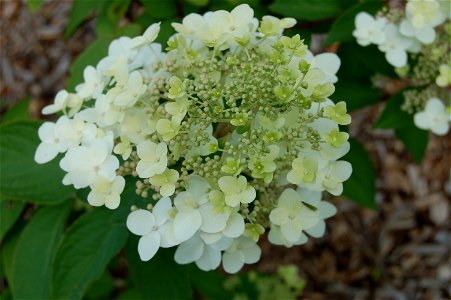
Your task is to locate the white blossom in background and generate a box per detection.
[353,12,387,46]
[378,24,413,68]
[414,98,450,136]
[35,4,355,274]
[353,0,450,137]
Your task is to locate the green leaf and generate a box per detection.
[1,227,22,283]
[0,98,30,125]
[67,36,113,91]
[331,79,382,111]
[117,289,144,300]
[185,0,209,7]
[189,266,231,299]
[141,0,177,19]
[10,203,71,299]
[52,208,129,300]
[154,19,177,45]
[96,0,131,36]
[395,122,429,163]
[0,200,25,241]
[125,239,192,300]
[326,0,382,44]
[85,272,115,299]
[342,138,376,209]
[26,0,44,12]
[116,23,143,37]
[65,0,104,38]
[374,93,411,129]
[337,42,395,78]
[270,0,342,21]
[375,91,428,162]
[0,121,73,204]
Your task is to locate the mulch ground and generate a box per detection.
[1,1,450,299]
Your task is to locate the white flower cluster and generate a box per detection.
[353,0,448,68]
[414,97,450,135]
[353,0,451,136]
[35,5,353,273]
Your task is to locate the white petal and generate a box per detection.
[314,53,340,78]
[425,98,445,114]
[159,222,179,248]
[330,161,353,182]
[431,121,449,136]
[126,209,155,236]
[222,251,244,274]
[318,201,337,218]
[211,236,233,251]
[38,122,56,142]
[355,12,374,28]
[138,232,160,261]
[160,184,175,197]
[242,244,261,264]
[399,20,414,37]
[223,213,245,238]
[269,207,288,225]
[268,227,285,246]
[34,142,59,164]
[195,246,221,271]
[297,188,322,206]
[304,220,326,238]
[415,26,435,44]
[174,234,204,264]
[385,49,407,68]
[281,221,302,243]
[298,206,320,229]
[187,175,211,195]
[87,191,105,207]
[153,197,172,226]
[414,111,430,130]
[105,193,120,209]
[199,203,228,233]
[294,232,309,245]
[173,210,202,242]
[200,232,222,244]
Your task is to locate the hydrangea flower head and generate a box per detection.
[35,4,353,273]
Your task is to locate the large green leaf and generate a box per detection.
[326,1,383,44]
[125,239,192,300]
[337,42,395,79]
[189,265,231,299]
[84,272,115,299]
[0,200,25,241]
[331,79,382,111]
[67,36,114,91]
[52,208,129,300]
[141,0,177,19]
[96,0,131,36]
[270,0,343,21]
[0,98,30,125]
[374,93,411,129]
[0,121,73,204]
[342,138,376,209]
[10,203,71,299]
[395,123,429,163]
[65,0,104,38]
[1,227,22,283]
[375,92,428,162]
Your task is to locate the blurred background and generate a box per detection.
[0,0,450,299]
